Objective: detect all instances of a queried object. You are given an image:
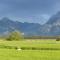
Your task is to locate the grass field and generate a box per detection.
[0,49,60,60]
[0,39,60,60]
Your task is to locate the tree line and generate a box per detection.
[0,30,60,41]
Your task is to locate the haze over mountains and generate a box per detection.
[0,12,60,36]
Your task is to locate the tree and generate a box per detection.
[6,30,24,41]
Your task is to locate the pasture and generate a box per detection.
[0,39,60,60]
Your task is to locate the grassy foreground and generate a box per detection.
[0,39,60,60]
[0,49,60,60]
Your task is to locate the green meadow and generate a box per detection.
[0,39,60,60]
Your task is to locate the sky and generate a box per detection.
[0,0,60,24]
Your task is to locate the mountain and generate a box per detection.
[0,11,60,36]
[46,11,60,25]
[41,11,60,36]
[0,17,41,36]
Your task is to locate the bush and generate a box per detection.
[6,30,24,41]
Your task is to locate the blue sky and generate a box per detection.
[0,0,60,24]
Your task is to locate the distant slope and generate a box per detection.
[0,17,41,36]
[0,12,60,36]
[41,11,60,36]
[46,11,60,25]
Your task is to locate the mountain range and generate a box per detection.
[0,12,60,36]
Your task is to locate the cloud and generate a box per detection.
[0,0,59,14]
[0,0,60,24]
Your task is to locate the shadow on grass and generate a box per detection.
[0,45,60,50]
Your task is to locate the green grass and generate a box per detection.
[0,39,60,60]
[0,39,60,49]
[0,49,60,60]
